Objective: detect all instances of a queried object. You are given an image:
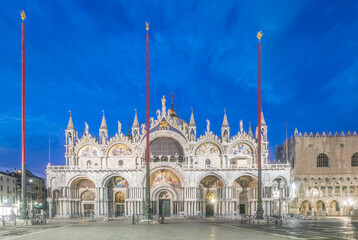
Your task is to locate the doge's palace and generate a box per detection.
[46,96,290,218]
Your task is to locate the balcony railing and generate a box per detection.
[47,163,290,171]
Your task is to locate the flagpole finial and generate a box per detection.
[257,31,263,42]
[146,22,149,32]
[20,10,26,21]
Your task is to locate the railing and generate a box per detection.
[240,215,283,225]
[31,215,47,225]
[265,215,282,225]
[1,215,47,226]
[48,163,290,171]
[1,215,17,226]
[240,215,256,224]
[132,214,163,224]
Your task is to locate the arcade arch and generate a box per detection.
[70,178,96,217]
[105,176,129,217]
[232,175,258,215]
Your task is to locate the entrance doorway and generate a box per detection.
[239,204,245,214]
[115,192,125,217]
[159,199,171,217]
[116,205,125,216]
[206,204,214,217]
[84,204,94,217]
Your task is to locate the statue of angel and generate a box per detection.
[141,124,146,135]
[118,121,122,133]
[206,119,210,132]
[156,110,161,119]
[150,117,154,128]
[84,122,89,135]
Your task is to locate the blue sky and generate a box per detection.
[0,0,357,177]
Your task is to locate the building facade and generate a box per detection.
[46,96,290,218]
[277,129,358,216]
[0,171,18,215]
[12,170,47,215]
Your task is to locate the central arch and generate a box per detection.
[148,168,184,217]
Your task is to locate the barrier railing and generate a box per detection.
[48,163,290,171]
[265,215,282,225]
[240,214,283,225]
[132,214,163,224]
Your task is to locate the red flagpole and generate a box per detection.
[22,20,26,166]
[144,22,152,220]
[256,31,264,219]
[146,25,149,168]
[20,10,28,219]
[258,40,261,171]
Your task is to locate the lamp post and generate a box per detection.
[343,199,354,217]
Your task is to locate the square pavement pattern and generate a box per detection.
[0,218,357,240]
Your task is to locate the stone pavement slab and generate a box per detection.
[0,221,289,240]
[0,218,357,240]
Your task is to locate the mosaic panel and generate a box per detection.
[229,143,253,156]
[108,144,133,157]
[150,170,180,187]
[78,145,99,157]
[195,143,220,156]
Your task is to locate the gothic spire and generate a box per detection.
[248,122,253,137]
[261,111,266,126]
[222,108,229,127]
[67,111,74,130]
[100,110,107,130]
[132,109,139,128]
[189,107,196,126]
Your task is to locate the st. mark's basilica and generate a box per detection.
[46,96,291,218]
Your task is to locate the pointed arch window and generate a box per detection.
[317,153,329,167]
[87,160,92,168]
[352,153,358,167]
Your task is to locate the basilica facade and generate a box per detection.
[46,96,290,218]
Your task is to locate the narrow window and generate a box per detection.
[351,153,358,167]
[317,153,329,167]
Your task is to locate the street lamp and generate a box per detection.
[343,199,354,217]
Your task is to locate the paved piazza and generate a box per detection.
[0,218,357,240]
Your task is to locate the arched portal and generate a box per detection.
[105,176,129,217]
[233,176,258,215]
[154,190,173,218]
[329,200,339,216]
[199,175,223,217]
[71,178,96,217]
[300,200,311,216]
[314,200,326,216]
[150,169,182,217]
